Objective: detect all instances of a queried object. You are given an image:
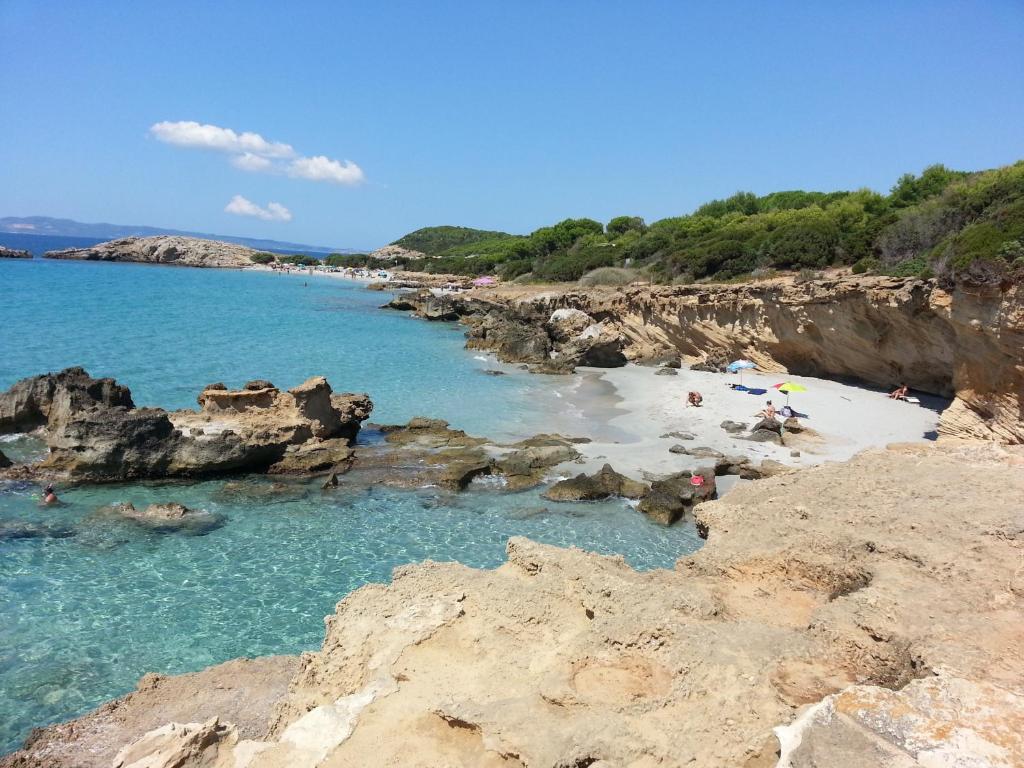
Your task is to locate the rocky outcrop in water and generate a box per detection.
[0,369,372,482]
[44,236,259,268]
[21,441,1020,767]
[0,245,31,259]
[91,502,226,535]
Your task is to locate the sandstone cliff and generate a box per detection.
[389,275,1024,443]
[44,236,259,268]
[10,441,1020,767]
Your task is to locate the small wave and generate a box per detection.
[473,355,488,361]
[0,434,27,443]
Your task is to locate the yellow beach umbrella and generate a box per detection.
[773,381,807,405]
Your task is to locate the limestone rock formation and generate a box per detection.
[445,275,1024,444]
[8,442,1024,766]
[0,245,31,259]
[0,656,297,768]
[44,236,259,268]
[0,370,372,482]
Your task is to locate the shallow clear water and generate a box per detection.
[0,256,701,752]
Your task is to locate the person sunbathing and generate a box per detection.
[687,391,703,407]
[759,400,777,420]
[889,384,909,401]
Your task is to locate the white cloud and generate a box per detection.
[150,120,365,186]
[224,194,293,222]
[287,155,365,185]
[231,152,274,172]
[150,121,294,158]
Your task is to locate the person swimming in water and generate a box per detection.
[41,484,59,505]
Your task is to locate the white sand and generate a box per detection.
[542,364,946,481]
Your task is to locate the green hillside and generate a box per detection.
[386,161,1024,285]
[392,226,513,257]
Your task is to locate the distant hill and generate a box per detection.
[392,226,513,257]
[0,216,360,255]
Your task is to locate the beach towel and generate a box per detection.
[745,388,768,396]
[733,385,749,392]
[905,396,920,404]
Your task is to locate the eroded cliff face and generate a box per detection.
[26,441,1022,767]
[431,276,1023,444]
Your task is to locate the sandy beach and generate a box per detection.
[525,363,947,482]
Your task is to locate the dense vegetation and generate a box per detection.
[392,226,513,257]
[365,161,1024,286]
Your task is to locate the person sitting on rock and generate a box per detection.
[759,400,777,420]
[889,383,909,401]
[687,391,703,407]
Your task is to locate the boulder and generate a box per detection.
[0,367,134,434]
[637,468,716,525]
[655,367,678,376]
[689,354,730,373]
[748,417,784,445]
[528,359,577,375]
[661,358,682,369]
[542,464,647,502]
[545,308,594,343]
[494,444,581,490]
[111,718,237,768]
[660,431,696,441]
[268,439,355,474]
[94,502,226,535]
[783,416,804,433]
[438,460,492,490]
[720,420,747,434]
[669,444,688,454]
[0,448,10,468]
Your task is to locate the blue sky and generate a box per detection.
[2,1,1022,250]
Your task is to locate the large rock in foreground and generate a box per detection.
[0,656,297,768]
[0,369,372,482]
[44,236,259,268]
[6,442,1024,766]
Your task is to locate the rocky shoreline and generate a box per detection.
[3,440,1021,767]
[2,270,1022,766]
[0,246,32,259]
[383,273,1024,445]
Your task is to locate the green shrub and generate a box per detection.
[852,257,880,274]
[250,252,276,264]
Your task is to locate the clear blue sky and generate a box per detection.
[2,1,1022,249]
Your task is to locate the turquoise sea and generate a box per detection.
[0,247,701,753]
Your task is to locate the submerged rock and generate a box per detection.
[93,502,226,535]
[0,519,75,540]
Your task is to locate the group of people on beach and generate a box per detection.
[686,388,794,421]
